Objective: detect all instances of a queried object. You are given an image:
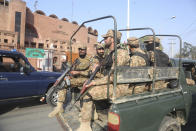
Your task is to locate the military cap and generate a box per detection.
[78,45,87,50]
[144,36,160,44]
[95,42,105,49]
[102,29,122,40]
[127,37,139,46]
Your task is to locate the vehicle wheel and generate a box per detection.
[159,116,181,131]
[46,86,59,107]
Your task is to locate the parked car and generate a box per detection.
[0,50,61,104]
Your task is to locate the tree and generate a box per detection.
[174,42,196,60]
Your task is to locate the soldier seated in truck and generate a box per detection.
[144,36,171,90]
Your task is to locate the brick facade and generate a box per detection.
[0,0,98,70]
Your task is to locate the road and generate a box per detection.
[0,99,196,131]
[0,99,63,131]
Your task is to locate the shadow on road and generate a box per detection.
[182,119,196,131]
[0,98,45,115]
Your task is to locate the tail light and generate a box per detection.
[108,112,120,131]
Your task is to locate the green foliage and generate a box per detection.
[174,42,196,60]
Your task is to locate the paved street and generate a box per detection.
[0,99,63,131]
[0,99,196,131]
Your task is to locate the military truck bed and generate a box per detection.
[56,102,108,131]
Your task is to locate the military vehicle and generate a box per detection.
[53,16,196,131]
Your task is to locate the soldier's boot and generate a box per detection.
[77,121,92,131]
[48,102,64,117]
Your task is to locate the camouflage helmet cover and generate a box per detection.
[95,42,105,49]
[78,44,87,50]
[101,29,122,40]
[127,37,139,46]
[144,36,160,44]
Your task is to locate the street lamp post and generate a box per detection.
[168,39,176,58]
[127,0,130,39]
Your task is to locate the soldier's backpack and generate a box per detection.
[154,49,170,67]
[130,52,150,66]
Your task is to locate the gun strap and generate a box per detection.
[81,93,92,103]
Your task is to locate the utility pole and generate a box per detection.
[71,0,74,21]
[168,39,176,58]
[4,0,5,6]
[127,0,130,39]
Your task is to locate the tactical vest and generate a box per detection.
[73,57,90,71]
[154,49,170,67]
[101,50,114,75]
[130,52,150,66]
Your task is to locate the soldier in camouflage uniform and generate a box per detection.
[90,42,106,78]
[77,30,130,131]
[127,37,150,94]
[48,45,91,117]
[144,36,169,90]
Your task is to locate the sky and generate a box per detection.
[23,0,196,57]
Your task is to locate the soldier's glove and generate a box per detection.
[48,102,64,117]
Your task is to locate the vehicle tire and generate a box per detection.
[46,86,59,107]
[159,116,181,131]
[46,86,72,107]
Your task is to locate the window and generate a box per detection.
[53,45,57,48]
[87,37,90,43]
[15,12,21,43]
[38,43,44,49]
[4,39,8,43]
[0,56,25,72]
[30,42,36,48]
[24,42,29,47]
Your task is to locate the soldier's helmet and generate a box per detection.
[95,42,105,49]
[127,37,139,47]
[102,29,122,41]
[144,36,160,44]
[78,45,87,50]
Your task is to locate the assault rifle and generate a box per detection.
[69,65,101,110]
[53,59,80,90]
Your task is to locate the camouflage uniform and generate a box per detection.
[144,36,168,90]
[70,55,91,87]
[186,78,195,85]
[48,45,91,118]
[78,30,131,131]
[89,43,105,78]
[127,37,149,94]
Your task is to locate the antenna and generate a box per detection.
[34,0,38,11]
